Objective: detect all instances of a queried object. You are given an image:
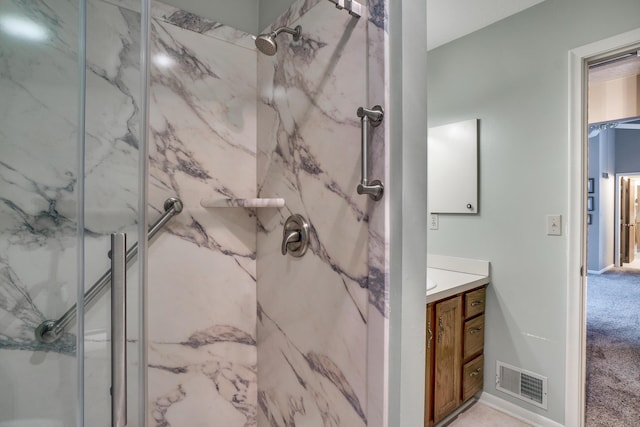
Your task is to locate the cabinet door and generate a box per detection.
[433,296,463,423]
[425,304,434,426]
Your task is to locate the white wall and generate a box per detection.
[426,0,640,423]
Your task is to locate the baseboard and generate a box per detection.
[587,264,614,275]
[479,392,564,427]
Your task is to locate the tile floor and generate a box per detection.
[447,402,532,427]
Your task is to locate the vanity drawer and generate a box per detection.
[465,287,486,319]
[463,315,484,360]
[462,355,484,402]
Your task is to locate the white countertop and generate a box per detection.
[426,255,490,303]
[426,268,489,303]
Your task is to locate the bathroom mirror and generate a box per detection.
[427,118,479,214]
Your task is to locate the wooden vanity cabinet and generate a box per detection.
[425,285,487,426]
[433,296,462,423]
[425,304,434,427]
[462,287,485,402]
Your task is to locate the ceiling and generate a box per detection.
[427,0,547,51]
[589,54,640,84]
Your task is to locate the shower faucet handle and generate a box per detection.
[282,214,310,257]
[281,231,301,255]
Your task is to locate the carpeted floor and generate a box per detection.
[586,268,640,426]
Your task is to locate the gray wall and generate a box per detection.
[598,130,616,272]
[599,130,616,272]
[615,128,640,173]
[589,128,640,272]
[259,0,298,31]
[427,0,640,423]
[587,129,616,273]
[160,0,297,34]
[161,0,259,33]
[588,136,600,271]
[389,0,428,426]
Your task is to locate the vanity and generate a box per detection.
[425,256,490,426]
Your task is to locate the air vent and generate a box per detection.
[496,361,548,409]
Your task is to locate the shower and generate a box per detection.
[254,25,302,56]
[0,0,391,424]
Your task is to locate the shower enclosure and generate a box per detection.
[1,0,150,424]
[0,0,396,425]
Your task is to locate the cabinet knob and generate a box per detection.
[470,368,482,377]
[470,300,483,307]
[468,327,482,335]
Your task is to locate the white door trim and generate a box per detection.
[566,28,640,427]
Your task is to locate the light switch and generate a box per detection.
[546,214,562,236]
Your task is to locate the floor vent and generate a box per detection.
[496,361,548,409]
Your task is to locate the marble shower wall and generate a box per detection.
[146,3,258,427]
[256,1,389,426]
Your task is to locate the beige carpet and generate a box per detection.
[586,268,640,426]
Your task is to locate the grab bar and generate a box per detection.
[111,233,127,427]
[356,105,384,201]
[35,197,184,344]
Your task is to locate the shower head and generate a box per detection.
[255,25,302,56]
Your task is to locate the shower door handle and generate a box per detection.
[111,233,127,427]
[356,105,384,201]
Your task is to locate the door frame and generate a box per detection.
[615,173,640,266]
[567,28,640,427]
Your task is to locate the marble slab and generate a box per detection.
[146,2,258,426]
[256,1,377,425]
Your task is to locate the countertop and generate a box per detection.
[426,255,490,303]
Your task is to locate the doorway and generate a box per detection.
[615,173,640,268]
[585,52,640,427]
[567,28,640,427]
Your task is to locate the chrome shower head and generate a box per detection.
[255,25,302,56]
[255,33,278,56]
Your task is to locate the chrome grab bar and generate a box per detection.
[35,197,183,344]
[111,233,127,427]
[356,105,384,201]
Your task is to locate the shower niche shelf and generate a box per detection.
[200,198,285,208]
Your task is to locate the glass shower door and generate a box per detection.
[83,0,146,425]
[0,0,84,425]
[0,0,147,425]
